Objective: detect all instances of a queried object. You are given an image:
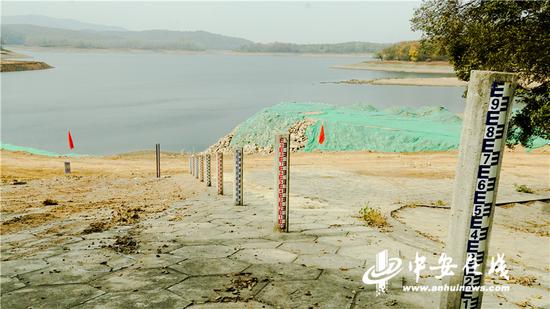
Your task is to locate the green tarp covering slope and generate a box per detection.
[230,102,546,152]
[0,143,78,157]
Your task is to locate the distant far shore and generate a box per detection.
[3,45,374,58]
[333,60,455,74]
[330,77,466,87]
[226,51,374,57]
[1,48,53,72]
[0,60,53,72]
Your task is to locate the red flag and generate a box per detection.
[318,124,325,144]
[68,130,74,150]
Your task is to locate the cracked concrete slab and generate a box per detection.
[1,284,104,309]
[171,244,237,259]
[2,152,546,308]
[90,267,188,292]
[127,253,186,269]
[278,240,339,255]
[0,258,48,277]
[256,279,354,308]
[294,253,364,269]
[170,258,250,276]
[19,263,111,285]
[187,300,274,308]
[232,248,297,264]
[75,290,192,309]
[168,274,267,304]
[0,276,26,293]
[244,263,322,281]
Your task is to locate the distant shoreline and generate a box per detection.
[330,77,466,87]
[0,48,53,72]
[0,60,52,72]
[227,51,373,58]
[2,45,209,55]
[333,60,455,74]
[4,45,373,58]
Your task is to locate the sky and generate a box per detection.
[1,1,422,43]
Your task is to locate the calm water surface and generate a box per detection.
[1,49,465,154]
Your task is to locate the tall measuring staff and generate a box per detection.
[442,71,517,309]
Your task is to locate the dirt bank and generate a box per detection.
[333,60,455,74]
[334,77,467,87]
[0,60,53,72]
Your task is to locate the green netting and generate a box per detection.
[230,102,331,149]
[230,102,548,152]
[0,143,79,157]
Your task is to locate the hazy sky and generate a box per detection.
[2,1,422,43]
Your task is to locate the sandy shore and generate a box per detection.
[1,148,548,308]
[2,147,548,237]
[1,49,52,72]
[335,77,467,87]
[0,60,53,72]
[334,60,455,75]
[0,150,200,235]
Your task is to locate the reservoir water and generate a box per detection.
[1,49,465,155]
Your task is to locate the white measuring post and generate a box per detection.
[199,155,205,182]
[441,71,517,309]
[274,134,290,232]
[155,143,161,178]
[234,148,243,205]
[217,152,224,195]
[190,155,194,176]
[205,154,211,187]
[196,156,200,179]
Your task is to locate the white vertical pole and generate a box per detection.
[205,154,211,187]
[217,152,223,195]
[199,155,204,182]
[441,71,517,309]
[234,148,243,206]
[196,155,199,178]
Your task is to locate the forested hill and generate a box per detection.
[1,24,253,51]
[235,41,390,54]
[1,23,390,54]
[375,40,448,62]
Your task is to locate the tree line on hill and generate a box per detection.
[0,24,390,54]
[235,41,390,54]
[0,24,251,51]
[374,40,447,62]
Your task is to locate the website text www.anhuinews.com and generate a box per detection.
[403,284,510,293]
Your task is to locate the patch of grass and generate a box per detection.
[509,275,537,287]
[82,221,109,234]
[106,235,138,254]
[514,184,534,194]
[358,204,389,228]
[433,200,447,206]
[42,198,59,206]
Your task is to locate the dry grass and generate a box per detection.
[42,198,59,206]
[358,204,389,228]
[514,184,534,194]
